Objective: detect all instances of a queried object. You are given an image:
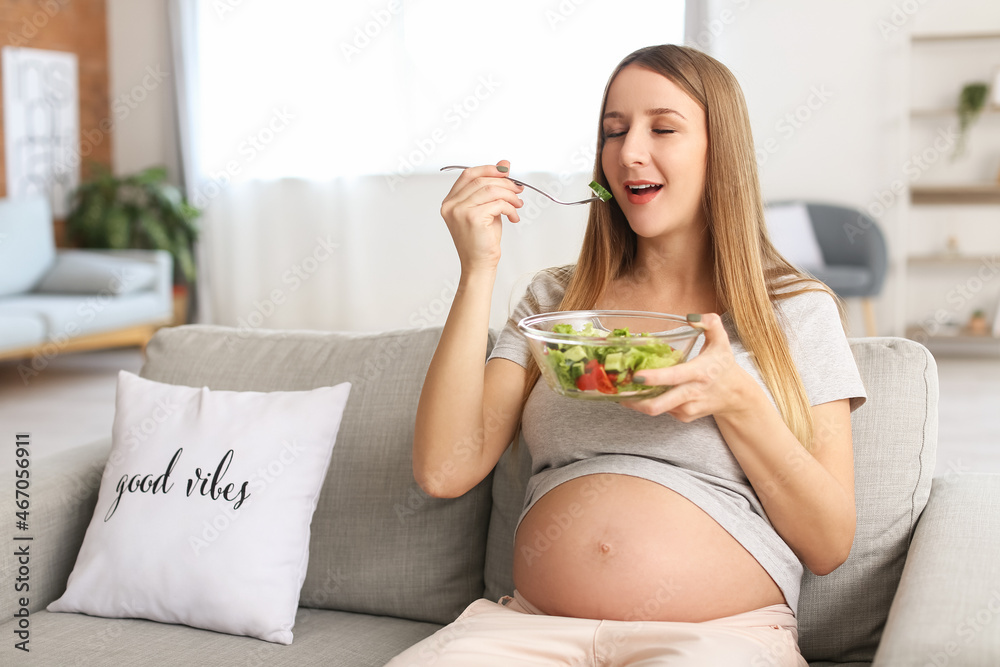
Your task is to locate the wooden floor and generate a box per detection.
[0,345,998,475]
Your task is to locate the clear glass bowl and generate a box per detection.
[518,310,704,401]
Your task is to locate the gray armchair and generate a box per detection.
[770,201,889,336]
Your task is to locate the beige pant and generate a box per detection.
[385,591,808,666]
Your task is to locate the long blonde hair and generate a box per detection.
[516,45,843,452]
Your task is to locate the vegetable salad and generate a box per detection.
[543,323,684,395]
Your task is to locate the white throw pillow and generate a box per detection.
[764,203,827,272]
[33,251,158,295]
[47,371,352,644]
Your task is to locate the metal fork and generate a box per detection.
[439,165,605,206]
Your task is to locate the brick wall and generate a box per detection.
[0,0,110,245]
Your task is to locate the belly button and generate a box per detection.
[599,542,612,555]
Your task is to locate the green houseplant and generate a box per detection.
[953,81,990,160]
[65,165,200,285]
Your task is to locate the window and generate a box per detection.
[195,0,685,183]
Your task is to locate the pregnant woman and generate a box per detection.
[388,44,866,666]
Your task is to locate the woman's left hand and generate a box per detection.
[621,313,758,421]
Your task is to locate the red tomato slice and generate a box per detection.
[593,365,617,394]
[576,373,598,391]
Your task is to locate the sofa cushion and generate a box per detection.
[809,266,874,295]
[0,292,171,339]
[139,324,494,625]
[3,607,440,666]
[0,312,46,349]
[48,371,351,645]
[34,250,159,295]
[0,196,55,296]
[797,338,937,663]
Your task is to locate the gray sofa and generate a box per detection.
[3,324,999,666]
[0,196,173,363]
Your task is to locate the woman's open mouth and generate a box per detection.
[623,182,663,205]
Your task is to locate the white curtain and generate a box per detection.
[168,0,687,332]
[168,0,213,323]
[200,172,590,333]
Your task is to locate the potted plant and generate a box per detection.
[968,309,989,336]
[953,81,989,160]
[65,166,201,322]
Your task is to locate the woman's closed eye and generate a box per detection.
[603,128,677,140]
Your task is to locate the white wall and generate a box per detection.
[702,0,1000,336]
[106,0,180,182]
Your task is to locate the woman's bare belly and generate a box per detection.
[513,473,785,622]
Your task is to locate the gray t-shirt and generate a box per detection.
[488,269,867,616]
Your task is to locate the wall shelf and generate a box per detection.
[908,254,998,265]
[911,32,1000,42]
[906,328,1000,356]
[910,106,1000,117]
[899,30,1000,346]
[910,184,1000,205]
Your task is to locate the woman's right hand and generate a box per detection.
[440,160,524,273]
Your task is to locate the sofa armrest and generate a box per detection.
[872,474,1000,666]
[0,438,110,616]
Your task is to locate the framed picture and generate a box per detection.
[2,46,79,217]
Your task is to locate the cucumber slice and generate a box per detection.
[588,181,613,202]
